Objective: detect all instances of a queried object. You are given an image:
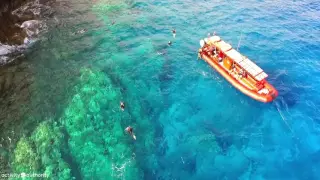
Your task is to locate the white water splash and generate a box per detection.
[0,43,25,65]
[111,157,133,180]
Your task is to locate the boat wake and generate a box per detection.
[274,101,293,133]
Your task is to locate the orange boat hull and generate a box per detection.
[202,54,278,103]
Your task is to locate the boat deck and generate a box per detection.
[199,35,278,102]
[217,60,256,90]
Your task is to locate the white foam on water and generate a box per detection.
[111,157,133,180]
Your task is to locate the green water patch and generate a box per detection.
[60,68,144,179]
[3,0,167,179]
[30,121,71,179]
[10,120,72,180]
[92,0,166,112]
[11,137,40,175]
[93,0,129,14]
[8,66,154,179]
[88,1,172,178]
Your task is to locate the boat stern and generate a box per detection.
[262,83,278,102]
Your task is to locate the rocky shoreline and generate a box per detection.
[0,0,55,65]
[0,0,31,45]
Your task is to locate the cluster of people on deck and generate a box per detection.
[198,32,248,80]
[232,66,247,79]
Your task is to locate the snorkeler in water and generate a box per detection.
[168,41,172,46]
[125,126,136,140]
[172,29,176,38]
[120,101,125,111]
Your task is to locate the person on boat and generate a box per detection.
[239,69,246,78]
[242,70,247,78]
[232,67,236,74]
[125,126,136,140]
[172,29,176,38]
[212,46,217,55]
[218,51,224,62]
[120,101,125,111]
[168,41,172,46]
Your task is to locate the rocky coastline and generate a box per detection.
[0,0,54,65]
[1,0,31,45]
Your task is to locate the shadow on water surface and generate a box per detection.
[270,70,305,109]
[202,120,233,154]
[60,127,82,180]
[157,45,174,107]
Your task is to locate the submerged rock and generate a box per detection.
[12,0,54,20]
[20,19,45,37]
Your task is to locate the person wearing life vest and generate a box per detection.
[218,51,224,62]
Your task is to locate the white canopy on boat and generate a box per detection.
[216,41,232,52]
[238,57,268,81]
[225,49,244,64]
[255,72,268,81]
[209,36,221,43]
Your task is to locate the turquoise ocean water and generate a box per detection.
[0,0,320,179]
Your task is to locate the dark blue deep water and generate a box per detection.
[1,0,320,179]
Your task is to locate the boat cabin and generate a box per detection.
[202,36,268,86]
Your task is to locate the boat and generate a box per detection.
[197,35,278,103]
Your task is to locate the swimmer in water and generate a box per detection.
[172,29,176,38]
[120,101,125,111]
[125,126,136,140]
[168,41,172,46]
